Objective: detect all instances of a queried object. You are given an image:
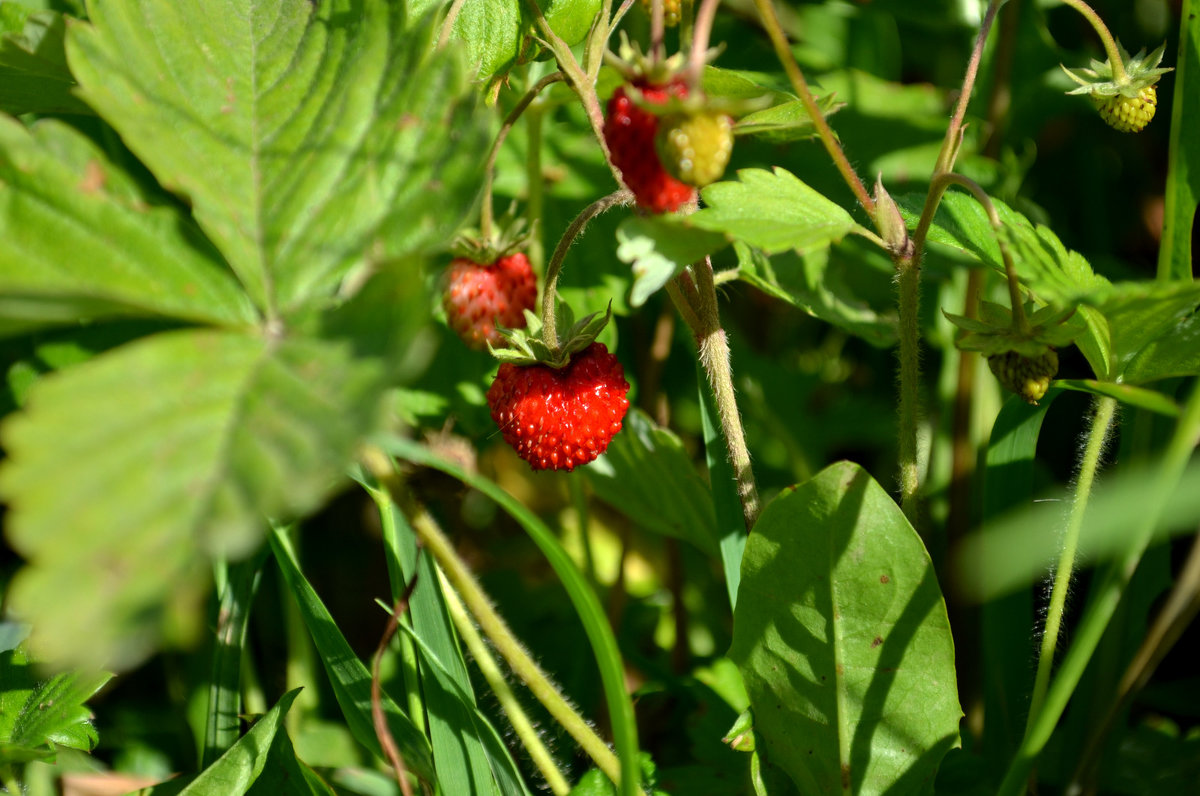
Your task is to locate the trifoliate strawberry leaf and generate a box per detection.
[615,216,730,307]
[0,327,390,670]
[689,168,860,255]
[0,641,111,772]
[0,8,90,116]
[66,0,487,316]
[0,116,257,336]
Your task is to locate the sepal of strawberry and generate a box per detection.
[1062,42,1172,133]
[945,301,1080,404]
[490,302,613,369]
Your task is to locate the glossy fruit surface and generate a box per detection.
[656,111,734,187]
[486,342,630,471]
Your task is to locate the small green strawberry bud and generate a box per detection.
[656,112,734,188]
[1096,85,1157,132]
[988,349,1059,405]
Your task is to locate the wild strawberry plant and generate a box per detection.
[1,0,1198,794]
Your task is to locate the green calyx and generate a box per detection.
[1062,42,1171,100]
[451,212,533,264]
[489,302,612,369]
[944,301,1080,359]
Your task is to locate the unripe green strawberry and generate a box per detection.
[655,111,734,188]
[988,349,1059,405]
[1096,85,1157,132]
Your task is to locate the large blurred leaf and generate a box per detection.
[730,462,960,795]
[0,642,111,771]
[0,7,89,115]
[66,0,487,315]
[0,117,257,333]
[586,408,719,555]
[0,328,389,669]
[269,527,436,783]
[689,168,859,255]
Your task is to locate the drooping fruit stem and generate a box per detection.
[1058,0,1129,83]
[540,190,633,350]
[750,0,874,218]
[442,579,572,796]
[1026,395,1118,731]
[480,72,565,240]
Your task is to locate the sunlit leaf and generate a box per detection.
[0,8,89,115]
[730,462,960,794]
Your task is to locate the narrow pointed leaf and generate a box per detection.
[269,526,436,784]
[66,0,487,314]
[730,462,960,795]
[0,328,388,670]
[0,117,257,332]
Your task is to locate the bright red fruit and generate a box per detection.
[443,253,537,350]
[604,79,697,213]
[486,342,630,471]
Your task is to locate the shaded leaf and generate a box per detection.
[735,242,897,347]
[0,328,389,669]
[67,0,487,314]
[730,462,960,795]
[1122,311,1200,384]
[0,8,89,115]
[690,168,859,255]
[586,408,719,554]
[0,117,257,333]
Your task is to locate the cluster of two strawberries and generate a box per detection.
[441,72,733,473]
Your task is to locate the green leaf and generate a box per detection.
[268,526,436,784]
[1158,3,1198,281]
[690,168,859,255]
[0,643,111,769]
[1088,283,1200,383]
[615,217,729,308]
[735,242,897,347]
[585,408,719,555]
[0,328,389,670]
[245,724,339,796]
[377,436,643,796]
[0,8,90,115]
[697,361,748,612]
[173,689,301,796]
[66,0,487,315]
[0,117,257,333]
[1121,310,1200,384]
[541,0,601,48]
[443,0,522,80]
[1056,380,1181,417]
[730,462,961,794]
[734,98,842,144]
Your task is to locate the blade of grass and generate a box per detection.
[267,524,435,786]
[374,435,643,796]
[203,549,268,768]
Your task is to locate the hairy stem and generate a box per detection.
[406,505,622,784]
[682,261,761,530]
[1028,396,1118,723]
[895,248,922,518]
[442,578,572,796]
[541,190,633,349]
[935,0,1005,176]
[1000,380,1200,794]
[480,72,565,240]
[1058,0,1128,82]
[749,0,875,217]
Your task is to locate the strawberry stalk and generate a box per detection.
[1058,0,1129,83]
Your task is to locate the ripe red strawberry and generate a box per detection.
[604,79,697,214]
[486,342,630,471]
[443,253,537,350]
